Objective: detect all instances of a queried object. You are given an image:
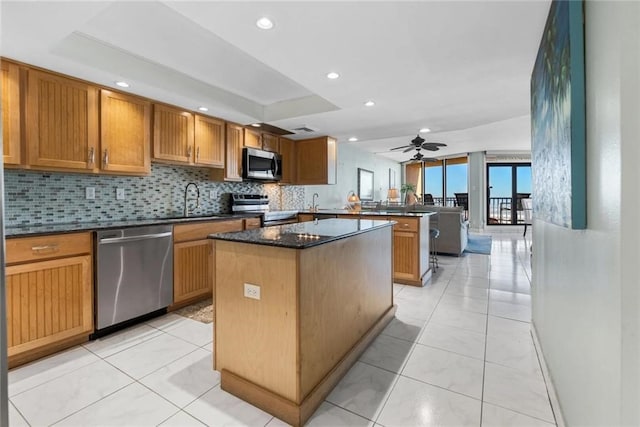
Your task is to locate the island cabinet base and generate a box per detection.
[220,305,395,427]
[214,223,394,427]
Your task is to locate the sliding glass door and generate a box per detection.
[422,157,467,207]
[487,163,531,225]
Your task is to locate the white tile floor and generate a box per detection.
[7,233,557,427]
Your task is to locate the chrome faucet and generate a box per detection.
[183,182,200,217]
[312,193,319,212]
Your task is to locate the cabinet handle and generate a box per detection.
[196,146,200,162]
[103,149,109,167]
[31,244,59,254]
[402,223,409,228]
[187,146,193,158]
[88,147,95,165]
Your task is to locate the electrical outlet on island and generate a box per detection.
[243,283,261,300]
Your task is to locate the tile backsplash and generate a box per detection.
[4,164,305,226]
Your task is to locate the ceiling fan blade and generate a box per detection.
[390,145,410,151]
[403,147,415,153]
[421,142,447,149]
[423,146,441,151]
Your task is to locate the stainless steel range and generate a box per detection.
[231,194,298,226]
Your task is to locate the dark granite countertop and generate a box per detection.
[209,218,394,249]
[5,213,262,238]
[298,209,435,217]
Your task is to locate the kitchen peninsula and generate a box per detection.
[209,218,395,427]
[299,209,434,286]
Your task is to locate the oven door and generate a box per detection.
[242,148,282,181]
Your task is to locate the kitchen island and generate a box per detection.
[209,218,395,427]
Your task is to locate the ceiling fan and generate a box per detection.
[390,134,447,153]
[407,151,439,163]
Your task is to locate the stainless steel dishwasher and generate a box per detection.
[95,225,173,332]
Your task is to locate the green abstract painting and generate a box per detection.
[531,0,586,229]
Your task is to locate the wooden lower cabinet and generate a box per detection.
[392,231,419,282]
[5,232,93,368]
[244,217,262,230]
[172,219,244,309]
[173,240,213,304]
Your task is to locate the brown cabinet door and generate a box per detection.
[100,90,151,175]
[2,60,21,165]
[153,104,194,163]
[279,137,296,184]
[224,123,244,181]
[296,136,337,185]
[6,255,93,360]
[195,115,225,168]
[244,217,262,229]
[244,127,262,148]
[393,231,419,282]
[26,70,98,170]
[262,133,279,152]
[298,214,314,223]
[173,240,214,304]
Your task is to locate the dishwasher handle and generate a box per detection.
[98,231,173,245]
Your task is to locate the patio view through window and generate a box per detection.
[423,157,468,207]
[487,163,532,225]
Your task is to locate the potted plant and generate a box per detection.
[401,183,417,204]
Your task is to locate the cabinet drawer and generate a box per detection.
[244,217,262,230]
[174,219,244,242]
[6,232,92,265]
[392,218,418,233]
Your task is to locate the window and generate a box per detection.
[422,157,467,206]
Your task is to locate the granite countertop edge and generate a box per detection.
[298,209,436,217]
[209,218,395,249]
[5,213,263,238]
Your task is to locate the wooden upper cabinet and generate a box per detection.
[26,69,98,171]
[194,115,225,168]
[244,128,262,148]
[153,104,194,163]
[279,137,296,185]
[262,133,279,153]
[2,60,21,165]
[224,122,244,181]
[100,90,151,175]
[296,136,337,185]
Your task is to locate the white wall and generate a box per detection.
[532,2,640,426]
[304,143,401,209]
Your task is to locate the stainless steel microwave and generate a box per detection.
[242,147,282,182]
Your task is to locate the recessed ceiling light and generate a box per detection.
[251,123,262,127]
[327,72,340,80]
[348,137,358,142]
[419,128,431,133]
[115,81,129,88]
[198,106,209,112]
[256,17,274,30]
[364,100,375,107]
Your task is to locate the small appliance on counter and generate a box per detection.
[231,194,298,226]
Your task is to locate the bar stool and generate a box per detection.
[430,227,440,271]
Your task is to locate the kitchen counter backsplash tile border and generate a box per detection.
[4,164,305,227]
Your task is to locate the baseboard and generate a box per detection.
[531,323,566,427]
